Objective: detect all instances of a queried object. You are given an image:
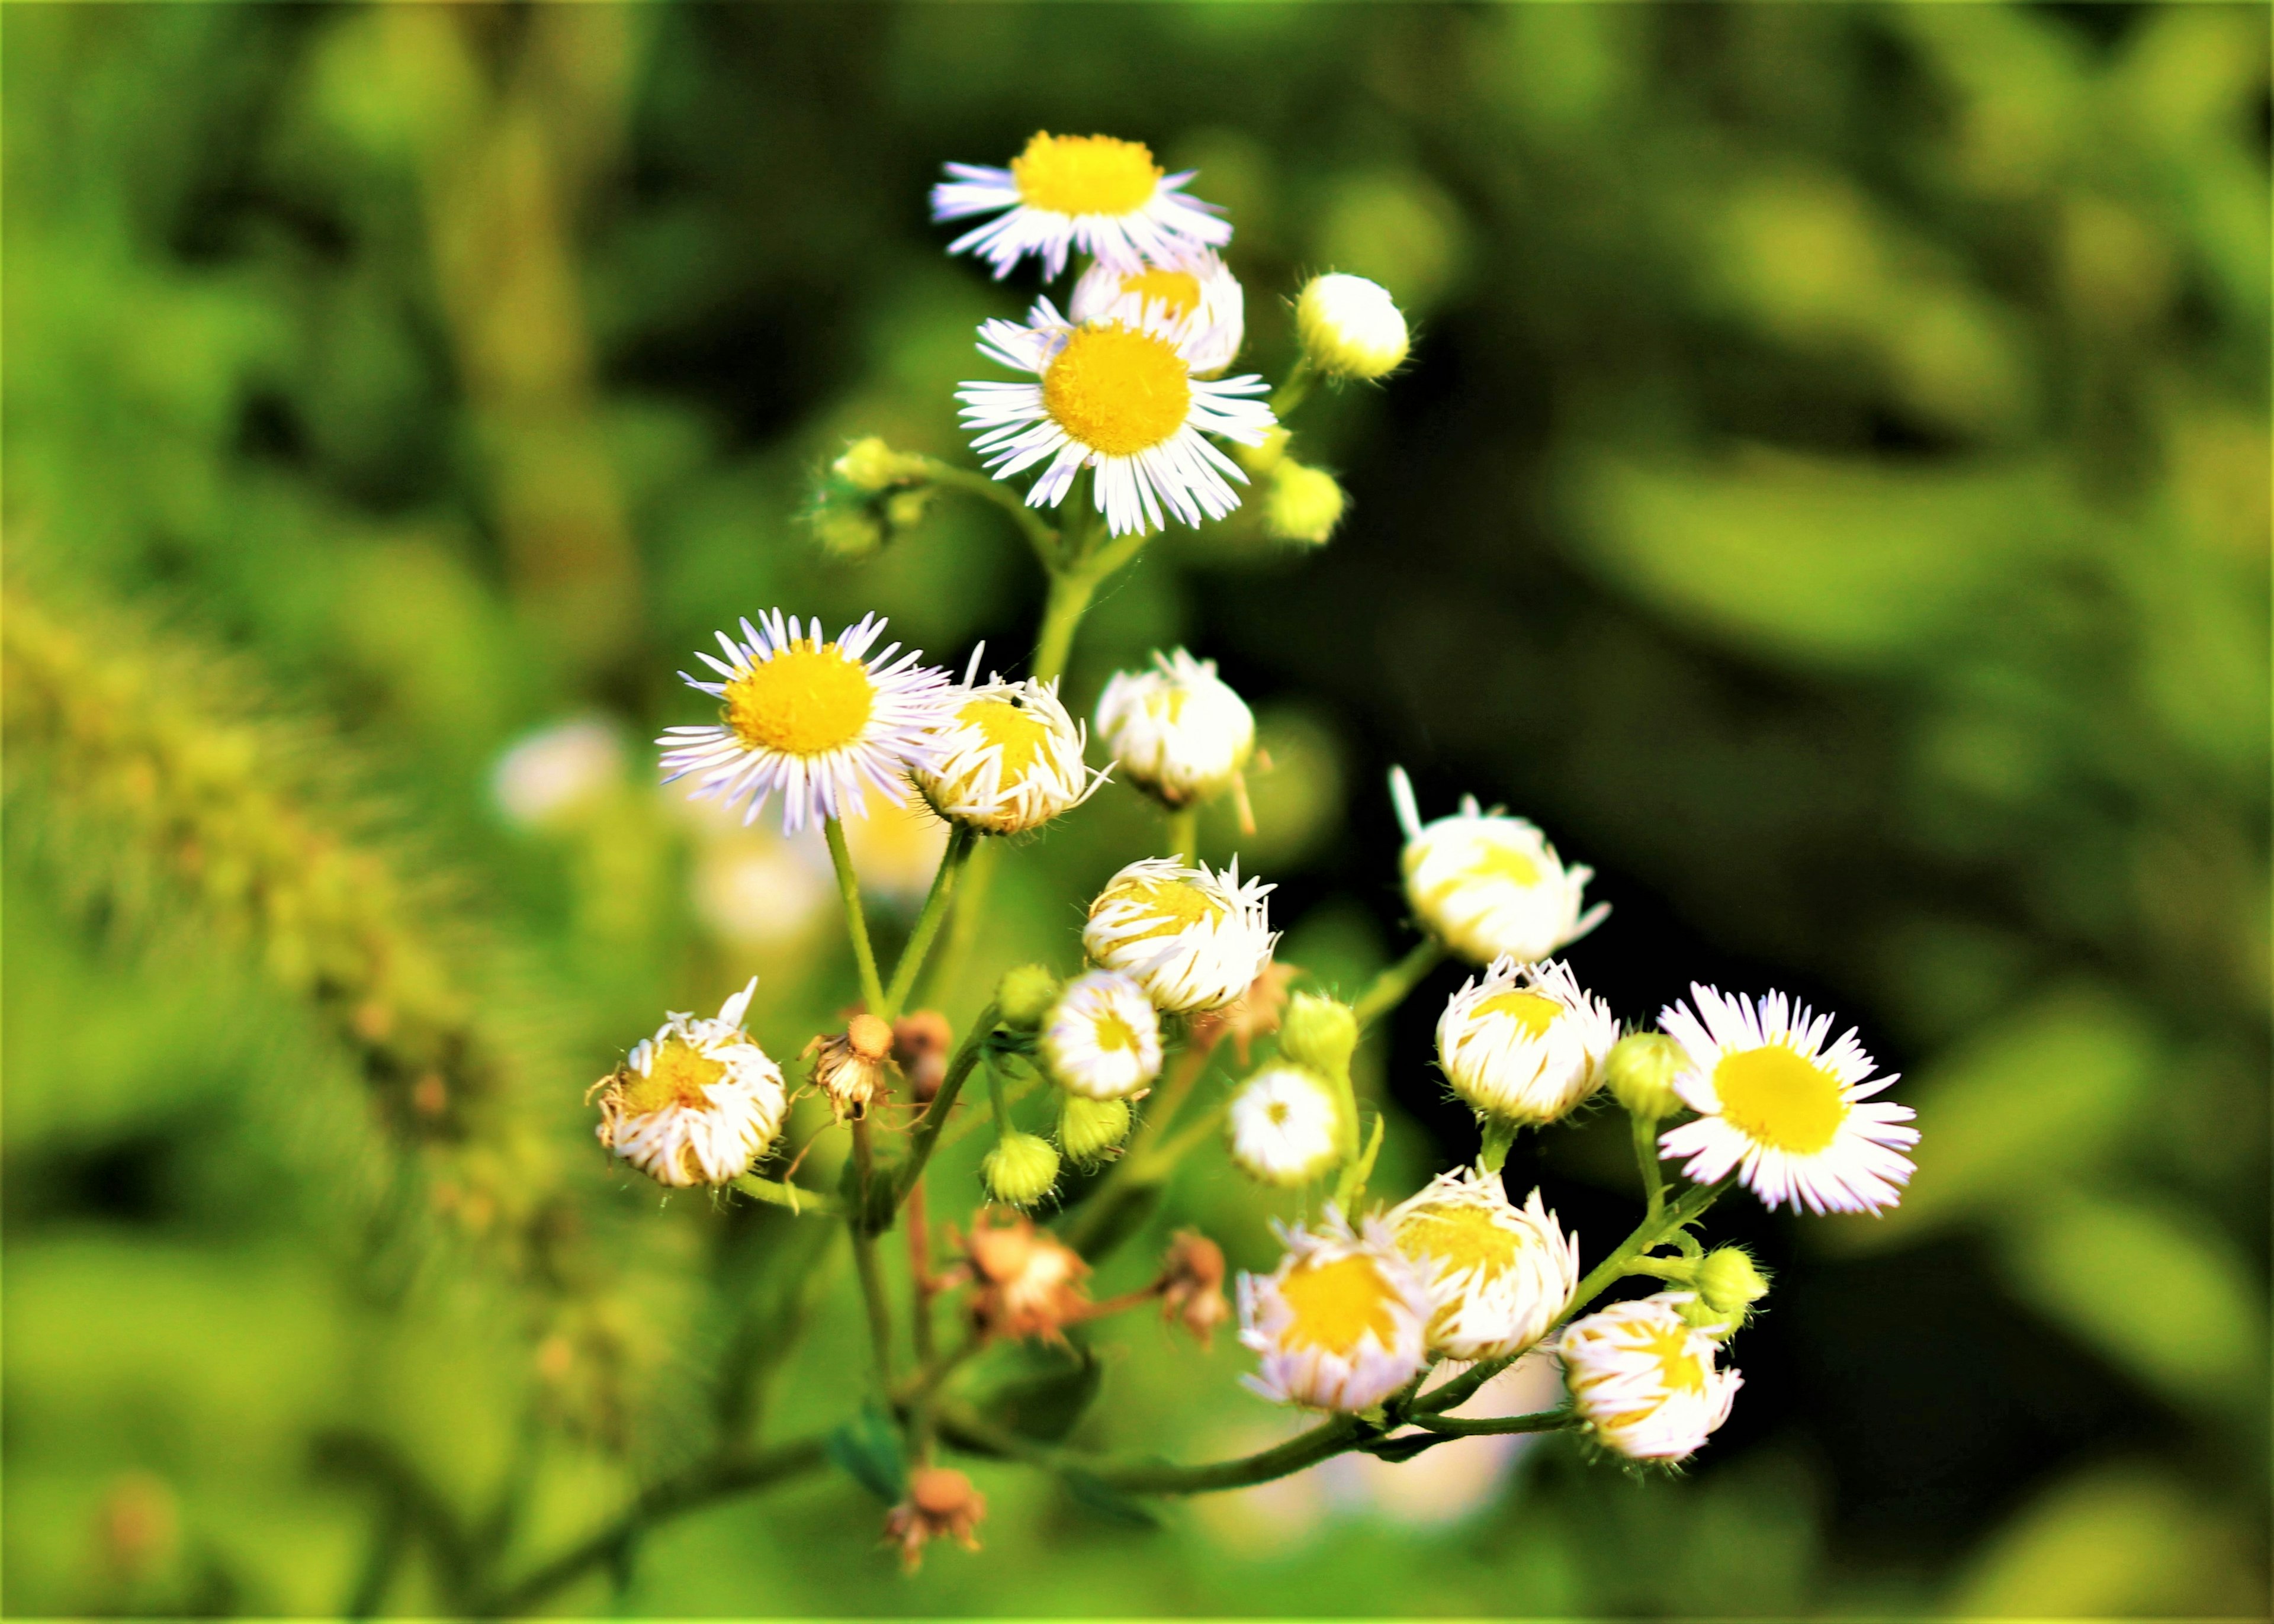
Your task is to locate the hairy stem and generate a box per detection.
[1164,805,1199,865]
[1412,1408,1575,1438]
[824,816,887,1014]
[894,1006,997,1204]
[907,455,1061,565]
[729,1173,842,1218]
[940,1406,1366,1496]
[1351,938,1446,1029]
[1633,1112,1666,1221]
[882,824,974,1021]
[849,1118,895,1385]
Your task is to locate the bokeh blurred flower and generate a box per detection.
[1387,1169,1580,1362]
[1656,985,1918,1214]
[932,131,1231,280]
[1157,1229,1232,1347]
[1436,956,1617,1127]
[1262,458,1347,545]
[1296,272,1409,380]
[804,1013,899,1121]
[883,1467,986,1572]
[1094,647,1255,809]
[592,978,786,1187]
[965,1211,1090,1341]
[1071,249,1244,374]
[1084,856,1276,1012]
[1040,969,1163,1100]
[913,671,1103,835]
[1239,1209,1433,1411]
[660,611,952,834]
[1189,960,1299,1065]
[1561,1292,1742,1462]
[959,299,1276,536]
[491,716,625,829]
[1390,767,1608,964]
[1226,1065,1343,1186]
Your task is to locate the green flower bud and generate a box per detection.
[981,1131,1061,1209]
[1264,460,1345,546]
[1607,1032,1686,1121]
[1277,992,1358,1079]
[883,487,934,530]
[833,436,910,493]
[1695,1246,1770,1317]
[812,505,885,560]
[1056,1094,1132,1168]
[995,965,1061,1031]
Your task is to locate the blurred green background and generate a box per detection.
[5,2,2268,1616]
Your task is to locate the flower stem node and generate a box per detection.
[1278,992,1359,1080]
[1056,1094,1133,1168]
[1607,1031,1688,1122]
[981,1130,1062,1210]
[1264,459,1347,545]
[965,1211,1092,1342]
[994,965,1062,1031]
[1296,274,1410,382]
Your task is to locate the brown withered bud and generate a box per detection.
[1189,961,1300,1066]
[804,1013,900,1121]
[892,1009,954,1104]
[882,1466,986,1572]
[96,1471,178,1584]
[963,1211,1091,1344]
[1155,1229,1232,1348]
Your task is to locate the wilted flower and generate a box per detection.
[883,1467,987,1572]
[1083,856,1276,1012]
[804,1013,900,1122]
[1239,1209,1434,1411]
[892,1009,954,1104]
[1188,960,1299,1065]
[965,1212,1092,1343]
[1156,1230,1232,1348]
[592,979,788,1187]
[1560,1293,1742,1463]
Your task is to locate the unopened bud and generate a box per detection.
[995,965,1061,1031]
[1607,1032,1686,1121]
[833,436,910,493]
[1296,274,1409,381]
[1057,1094,1132,1168]
[981,1130,1061,1208]
[884,487,934,530]
[1695,1246,1770,1319]
[1264,460,1345,545]
[1278,992,1358,1079]
[812,506,885,559]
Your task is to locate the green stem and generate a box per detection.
[894,1005,996,1203]
[1351,938,1446,1029]
[1271,357,1316,419]
[882,824,974,1020]
[824,816,886,1014]
[1032,568,1100,686]
[908,456,1060,565]
[730,1173,843,1218]
[985,1055,1011,1134]
[849,1118,894,1385]
[924,838,1000,1009]
[1164,805,1199,865]
[1412,1408,1575,1438]
[1633,1112,1666,1221]
[940,1406,1365,1496]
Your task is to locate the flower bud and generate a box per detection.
[834,436,911,493]
[1694,1246,1770,1324]
[884,487,934,530]
[811,505,885,559]
[981,1130,1061,1209]
[995,965,1061,1031]
[1277,992,1358,1079]
[1296,273,1409,381]
[1056,1094,1132,1168]
[883,1465,986,1572]
[1607,1031,1687,1121]
[1264,459,1345,545]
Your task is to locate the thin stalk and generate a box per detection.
[941,1406,1364,1496]
[1633,1112,1666,1221]
[849,1118,894,1385]
[882,824,974,1020]
[1412,1408,1575,1438]
[1351,938,1446,1029]
[1031,568,1101,685]
[824,816,886,1014]
[1164,805,1199,864]
[729,1173,842,1218]
[905,1178,937,1368]
[985,1056,1012,1134]
[894,1005,996,1202]
[1271,357,1316,419]
[907,456,1059,565]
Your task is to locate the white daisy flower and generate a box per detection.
[1238,1208,1434,1413]
[912,667,1106,836]
[930,131,1231,281]
[1655,985,1918,1215]
[1387,1170,1581,1363]
[1295,273,1410,381]
[1560,1292,1742,1463]
[1094,647,1255,810]
[1390,767,1608,966]
[1039,970,1164,1101]
[1069,249,1245,375]
[1082,856,1277,1013]
[1226,1065,1344,1186]
[659,612,953,835]
[592,979,787,1188]
[958,298,1277,538]
[1436,957,1618,1127]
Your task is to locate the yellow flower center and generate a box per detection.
[724,642,875,756]
[1713,1043,1848,1155]
[1633,1320,1708,1394]
[1091,1009,1144,1053]
[1042,324,1192,457]
[1093,874,1220,943]
[618,1036,726,1115]
[958,697,1053,784]
[1119,267,1203,319]
[1475,989,1562,1037]
[1466,840,1541,888]
[1010,132,1161,216]
[1398,1204,1523,1282]
[1278,1253,1398,1357]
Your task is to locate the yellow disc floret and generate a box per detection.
[724,642,875,755]
[1010,132,1162,216]
[1475,989,1562,1037]
[1277,1253,1398,1356]
[958,696,1053,783]
[618,1036,727,1115]
[1091,874,1220,943]
[1118,267,1202,319]
[1042,325,1192,457]
[1713,1043,1848,1155]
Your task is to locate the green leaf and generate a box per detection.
[823,1401,906,1505]
[1055,1468,1163,1529]
[965,1342,1104,1446]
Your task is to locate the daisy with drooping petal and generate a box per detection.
[1094,647,1255,809]
[959,299,1277,538]
[1388,1170,1581,1363]
[1560,1292,1742,1462]
[1655,985,1918,1215]
[1436,957,1618,1127]
[591,979,787,1188]
[1040,969,1163,1101]
[1390,767,1608,965]
[1083,856,1276,1012]
[1225,1065,1343,1186]
[659,612,953,834]
[931,132,1231,281]
[1239,1208,1434,1412]
[1069,249,1245,375]
[913,667,1106,835]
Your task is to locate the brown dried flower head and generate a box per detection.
[882,1465,986,1572]
[1156,1229,1232,1348]
[965,1210,1091,1343]
[805,1013,900,1121]
[892,1009,954,1103]
[1190,961,1300,1066]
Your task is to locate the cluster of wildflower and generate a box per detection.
[576,132,1918,1574]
